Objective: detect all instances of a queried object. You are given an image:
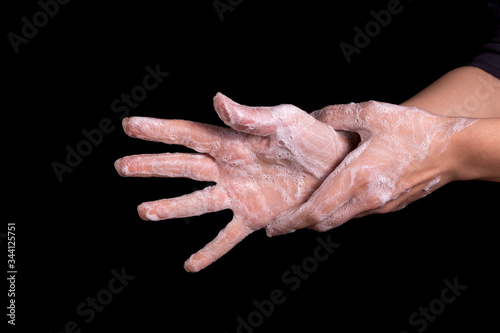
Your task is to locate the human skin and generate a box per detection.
[401,66,500,118]
[270,67,500,235]
[114,93,356,272]
[401,66,500,182]
[115,67,500,271]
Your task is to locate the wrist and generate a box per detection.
[449,118,500,182]
[413,115,478,185]
[446,121,474,182]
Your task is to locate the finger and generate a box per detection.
[311,103,365,132]
[309,196,368,232]
[268,188,366,236]
[114,153,218,181]
[267,147,374,236]
[313,101,409,135]
[213,92,278,136]
[122,116,233,154]
[266,178,355,236]
[137,185,230,221]
[184,217,253,272]
[312,102,381,138]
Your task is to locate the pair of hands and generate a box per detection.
[114,93,476,272]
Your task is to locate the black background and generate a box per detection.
[4,0,499,332]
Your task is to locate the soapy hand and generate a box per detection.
[268,101,477,235]
[114,93,354,272]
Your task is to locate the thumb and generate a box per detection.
[213,92,278,136]
[184,217,253,272]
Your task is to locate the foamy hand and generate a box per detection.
[114,93,353,272]
[268,101,477,235]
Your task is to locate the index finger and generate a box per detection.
[267,143,375,236]
[122,116,236,154]
[266,171,363,236]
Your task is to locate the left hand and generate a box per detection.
[115,93,354,272]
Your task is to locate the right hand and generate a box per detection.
[268,101,478,236]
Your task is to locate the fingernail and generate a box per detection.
[184,256,202,273]
[137,203,160,221]
[214,93,232,123]
[114,158,123,173]
[184,258,194,273]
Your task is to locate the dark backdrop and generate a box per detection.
[5,0,498,332]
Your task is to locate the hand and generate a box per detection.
[267,101,478,235]
[114,93,354,272]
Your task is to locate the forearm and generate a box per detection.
[452,118,500,182]
[401,66,500,118]
[400,66,500,182]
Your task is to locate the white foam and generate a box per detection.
[423,176,441,194]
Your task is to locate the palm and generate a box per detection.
[115,93,352,272]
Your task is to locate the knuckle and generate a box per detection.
[307,207,326,225]
[372,205,392,214]
[309,223,332,232]
[265,224,292,237]
[273,104,304,123]
[382,200,407,213]
[362,100,382,109]
[274,103,301,113]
